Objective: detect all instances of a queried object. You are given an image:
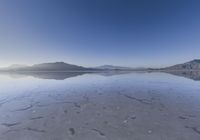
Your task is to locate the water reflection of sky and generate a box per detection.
[1,72,200,140]
[1,72,200,98]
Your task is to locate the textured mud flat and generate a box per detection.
[0,72,200,140]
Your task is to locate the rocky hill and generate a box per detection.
[164,59,200,70]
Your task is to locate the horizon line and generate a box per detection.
[0,59,199,69]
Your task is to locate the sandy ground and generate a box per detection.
[0,72,200,140]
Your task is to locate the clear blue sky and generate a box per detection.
[0,0,200,67]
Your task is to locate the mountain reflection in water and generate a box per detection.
[1,71,200,81]
[164,71,200,81]
[0,71,134,80]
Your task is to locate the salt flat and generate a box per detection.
[0,72,200,140]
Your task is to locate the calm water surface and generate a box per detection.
[0,72,200,140]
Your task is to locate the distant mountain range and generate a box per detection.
[1,59,200,72]
[96,59,200,71]
[0,62,93,72]
[0,62,144,72]
[94,65,134,70]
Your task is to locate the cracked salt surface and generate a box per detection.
[0,72,200,140]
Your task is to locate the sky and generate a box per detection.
[0,0,200,68]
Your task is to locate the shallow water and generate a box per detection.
[0,72,200,140]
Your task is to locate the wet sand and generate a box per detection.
[0,72,200,140]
